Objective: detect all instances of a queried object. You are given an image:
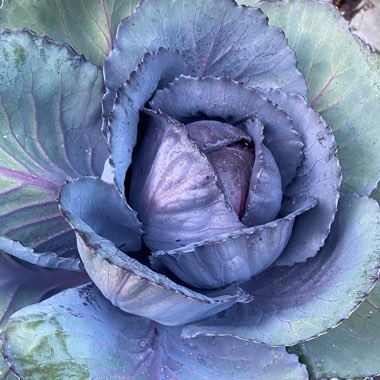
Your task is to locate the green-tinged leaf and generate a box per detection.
[236,0,261,4]
[258,0,380,195]
[3,283,308,380]
[0,342,18,380]
[0,0,139,65]
[288,282,380,379]
[0,348,19,380]
[183,194,380,346]
[372,185,380,204]
[0,252,89,379]
[0,340,18,380]
[0,30,107,266]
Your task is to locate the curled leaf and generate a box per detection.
[152,199,316,289]
[59,177,250,326]
[183,194,380,345]
[129,111,243,251]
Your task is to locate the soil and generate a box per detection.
[334,0,380,51]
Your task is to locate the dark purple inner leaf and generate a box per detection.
[185,120,255,219]
[185,120,251,152]
[207,145,254,219]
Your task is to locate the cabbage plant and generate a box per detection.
[0,0,379,379]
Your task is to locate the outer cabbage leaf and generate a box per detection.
[105,0,306,98]
[183,194,380,346]
[0,252,89,379]
[0,236,82,272]
[259,0,380,196]
[59,177,250,325]
[0,351,17,380]
[288,282,380,379]
[2,283,308,380]
[0,30,107,268]
[0,0,139,65]
[60,177,144,254]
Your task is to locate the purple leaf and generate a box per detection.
[3,283,308,380]
[104,49,191,195]
[129,110,243,251]
[59,177,250,326]
[183,194,380,345]
[241,119,283,226]
[260,90,341,266]
[149,76,303,188]
[151,198,316,289]
[105,0,306,102]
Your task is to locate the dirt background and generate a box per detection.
[334,0,380,51]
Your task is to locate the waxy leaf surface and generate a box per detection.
[105,0,306,100]
[150,76,303,189]
[260,0,380,195]
[152,199,316,289]
[0,30,107,268]
[3,283,308,380]
[0,252,89,378]
[183,194,380,346]
[259,90,340,266]
[59,177,249,326]
[105,49,191,194]
[288,283,380,379]
[129,111,243,252]
[0,0,139,65]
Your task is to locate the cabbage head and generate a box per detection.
[0,1,379,379]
